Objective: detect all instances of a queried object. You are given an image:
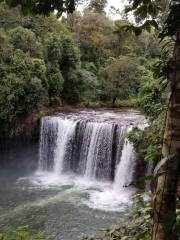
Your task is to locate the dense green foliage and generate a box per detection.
[0,0,75,16]
[0,3,98,123]
[127,60,168,183]
[0,226,43,240]
[128,113,164,164]
[100,56,140,103]
[64,5,161,105]
[124,31,171,166]
[0,1,163,124]
[87,0,107,14]
[0,0,179,239]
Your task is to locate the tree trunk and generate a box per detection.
[152,30,180,240]
[112,96,117,105]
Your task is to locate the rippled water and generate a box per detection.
[0,109,147,240]
[0,169,134,240]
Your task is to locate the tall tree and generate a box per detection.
[87,0,107,14]
[101,56,140,104]
[0,0,76,16]
[125,0,180,239]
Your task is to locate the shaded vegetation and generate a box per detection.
[0,226,43,240]
[0,0,179,239]
[0,1,162,128]
[0,2,96,126]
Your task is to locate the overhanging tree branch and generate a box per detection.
[0,0,76,16]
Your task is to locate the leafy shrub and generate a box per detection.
[128,111,165,163]
[0,226,43,240]
[138,66,167,119]
[46,64,64,103]
[61,35,80,70]
[9,26,43,58]
[100,56,140,104]
[43,33,63,63]
[0,50,48,122]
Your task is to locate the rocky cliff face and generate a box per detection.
[0,106,80,168]
[0,111,42,168]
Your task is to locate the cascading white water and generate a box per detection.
[54,119,77,175]
[36,110,149,212]
[113,139,136,191]
[84,122,114,179]
[39,117,119,180]
[38,117,58,171]
[84,123,102,178]
[114,125,127,166]
[38,110,146,190]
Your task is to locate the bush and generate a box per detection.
[138,68,167,119]
[128,112,165,163]
[9,26,43,58]
[0,50,48,122]
[0,226,43,240]
[46,64,64,103]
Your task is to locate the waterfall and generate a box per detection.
[84,122,114,180]
[38,117,58,171]
[113,139,136,191]
[53,119,77,175]
[38,112,141,185]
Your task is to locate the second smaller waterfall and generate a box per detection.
[113,139,136,191]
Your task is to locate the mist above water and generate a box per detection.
[0,109,147,239]
[37,109,146,210]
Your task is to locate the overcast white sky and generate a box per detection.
[106,0,126,19]
[78,0,127,20]
[107,0,125,11]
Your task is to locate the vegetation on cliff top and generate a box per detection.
[0,1,161,129]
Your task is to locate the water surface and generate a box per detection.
[0,109,146,240]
